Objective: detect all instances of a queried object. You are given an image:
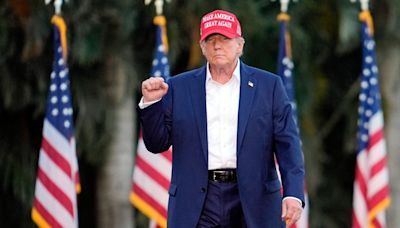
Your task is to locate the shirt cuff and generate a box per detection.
[282,196,303,207]
[138,97,161,109]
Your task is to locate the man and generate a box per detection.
[139,9,305,228]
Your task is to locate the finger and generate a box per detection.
[160,81,169,90]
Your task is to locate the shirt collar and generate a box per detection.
[206,60,241,83]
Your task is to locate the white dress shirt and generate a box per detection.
[206,61,240,170]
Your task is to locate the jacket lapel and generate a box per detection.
[189,67,208,163]
[237,63,256,155]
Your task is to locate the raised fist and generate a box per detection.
[141,77,169,103]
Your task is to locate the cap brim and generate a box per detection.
[200,28,239,41]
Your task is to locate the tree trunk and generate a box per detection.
[96,57,135,228]
[378,40,400,228]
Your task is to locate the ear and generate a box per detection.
[200,41,206,55]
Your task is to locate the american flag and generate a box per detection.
[32,15,80,228]
[130,15,172,228]
[352,10,390,228]
[277,13,309,228]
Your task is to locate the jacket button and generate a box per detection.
[201,188,206,193]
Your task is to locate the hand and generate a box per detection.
[141,77,169,103]
[281,198,303,227]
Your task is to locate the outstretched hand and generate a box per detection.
[141,77,169,103]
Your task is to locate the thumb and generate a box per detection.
[281,200,287,219]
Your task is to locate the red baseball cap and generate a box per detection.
[200,10,242,41]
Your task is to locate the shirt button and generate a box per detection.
[201,188,206,193]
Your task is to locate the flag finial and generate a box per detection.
[350,0,369,11]
[271,0,298,13]
[45,0,68,15]
[145,0,171,15]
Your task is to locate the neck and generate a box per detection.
[209,60,238,84]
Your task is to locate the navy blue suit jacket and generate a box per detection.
[139,63,305,228]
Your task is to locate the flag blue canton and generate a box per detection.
[357,22,381,152]
[277,20,298,122]
[151,26,170,80]
[45,25,74,140]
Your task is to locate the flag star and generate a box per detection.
[361,81,368,89]
[365,110,372,117]
[358,107,364,114]
[59,70,66,78]
[58,47,62,53]
[153,59,159,66]
[366,41,375,50]
[370,78,377,85]
[50,84,57,91]
[361,134,368,142]
[284,69,292,77]
[359,93,366,101]
[372,66,378,73]
[158,45,164,52]
[51,72,56,79]
[282,57,289,65]
[367,98,374,105]
[154,70,161,77]
[363,69,371,76]
[62,95,69,103]
[63,108,69,115]
[365,56,373,63]
[64,120,70,128]
[51,96,58,104]
[60,83,67,91]
[58,59,64,66]
[161,57,168,64]
[363,123,369,129]
[52,108,59,116]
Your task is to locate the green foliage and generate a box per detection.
[1,0,398,227]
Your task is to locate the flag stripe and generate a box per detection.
[39,148,75,201]
[41,138,72,178]
[37,168,74,216]
[43,119,73,160]
[367,128,383,151]
[135,155,170,191]
[160,150,172,162]
[137,141,172,180]
[32,200,61,228]
[132,184,168,218]
[130,192,167,227]
[133,166,169,208]
[35,180,74,227]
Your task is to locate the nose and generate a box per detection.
[212,39,222,49]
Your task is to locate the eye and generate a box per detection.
[205,37,215,43]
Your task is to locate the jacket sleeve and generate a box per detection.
[272,77,305,206]
[138,81,173,153]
